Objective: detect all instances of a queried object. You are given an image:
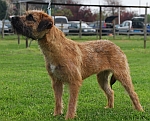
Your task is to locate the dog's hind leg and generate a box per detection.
[97,70,114,108]
[110,74,116,89]
[65,82,81,120]
[114,70,144,111]
[52,79,63,116]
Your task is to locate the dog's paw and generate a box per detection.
[65,113,77,120]
[104,105,114,109]
[53,111,63,116]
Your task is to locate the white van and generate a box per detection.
[117,20,133,32]
[116,17,145,33]
[52,16,69,34]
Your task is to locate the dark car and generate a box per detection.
[116,17,150,34]
[132,17,144,30]
[88,21,106,32]
[132,17,150,33]
[68,21,96,34]
[105,15,118,28]
[88,16,118,34]
[4,20,13,32]
[0,20,9,33]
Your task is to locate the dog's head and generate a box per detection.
[11,10,54,40]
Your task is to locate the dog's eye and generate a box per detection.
[26,14,36,22]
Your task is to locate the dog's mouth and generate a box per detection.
[11,16,37,40]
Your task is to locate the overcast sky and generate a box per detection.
[81,0,150,14]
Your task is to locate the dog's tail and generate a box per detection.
[110,74,116,89]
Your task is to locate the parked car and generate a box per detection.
[52,16,69,34]
[116,17,150,34]
[68,21,96,34]
[147,23,150,33]
[116,20,133,32]
[88,21,107,33]
[88,15,118,34]
[105,15,118,28]
[131,17,144,22]
[0,20,9,33]
[4,20,13,32]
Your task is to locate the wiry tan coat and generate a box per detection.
[11,10,143,120]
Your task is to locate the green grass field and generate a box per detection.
[0,35,150,121]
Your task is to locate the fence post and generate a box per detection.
[79,20,82,38]
[113,20,115,39]
[99,6,102,39]
[2,20,5,39]
[18,35,20,44]
[128,22,130,39]
[26,38,28,48]
[144,7,147,49]
[96,21,98,39]
[61,22,63,32]
[25,2,29,48]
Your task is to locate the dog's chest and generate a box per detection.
[48,63,67,80]
[50,64,56,73]
[49,63,60,73]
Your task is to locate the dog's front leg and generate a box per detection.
[52,80,63,116]
[65,83,81,120]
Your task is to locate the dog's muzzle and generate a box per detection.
[11,16,35,40]
[11,16,23,34]
[11,16,21,29]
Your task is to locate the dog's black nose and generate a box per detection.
[11,16,20,22]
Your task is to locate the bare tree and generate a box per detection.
[103,0,125,15]
[4,0,15,15]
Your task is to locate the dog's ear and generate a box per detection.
[37,19,53,32]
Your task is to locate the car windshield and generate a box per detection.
[55,18,67,24]
[132,17,144,22]
[121,21,125,26]
[121,21,129,26]
[4,20,11,25]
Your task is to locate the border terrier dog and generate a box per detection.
[11,10,143,120]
